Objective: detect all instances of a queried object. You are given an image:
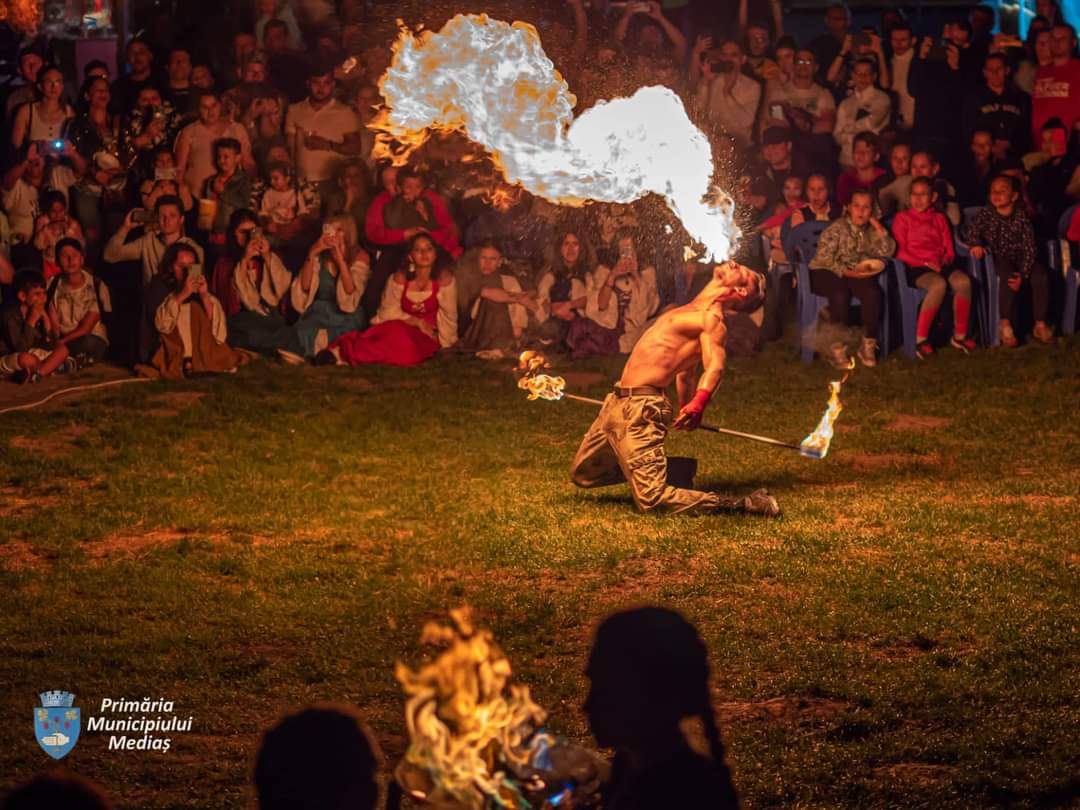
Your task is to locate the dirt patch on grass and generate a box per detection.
[83,528,276,561]
[144,391,205,417]
[871,763,957,786]
[886,414,951,432]
[0,485,60,517]
[715,696,850,725]
[9,424,91,458]
[842,452,939,471]
[0,539,49,571]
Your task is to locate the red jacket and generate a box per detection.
[364,189,463,258]
[892,207,955,269]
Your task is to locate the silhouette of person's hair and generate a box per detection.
[254,703,379,810]
[2,769,113,810]
[584,607,740,810]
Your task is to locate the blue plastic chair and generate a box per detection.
[788,220,891,363]
[1048,204,1079,335]
[954,208,996,347]
[890,259,929,358]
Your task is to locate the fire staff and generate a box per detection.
[569,262,780,516]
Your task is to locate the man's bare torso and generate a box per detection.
[619,299,726,388]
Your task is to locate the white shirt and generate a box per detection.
[834,86,892,167]
[698,73,762,146]
[285,98,361,183]
[891,49,916,129]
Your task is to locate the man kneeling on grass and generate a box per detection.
[569,261,780,517]
[1,269,76,384]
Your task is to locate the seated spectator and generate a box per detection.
[138,242,243,378]
[693,40,762,148]
[963,53,1032,160]
[789,172,842,228]
[455,241,538,356]
[319,158,368,236]
[761,49,838,171]
[253,703,378,810]
[911,150,961,225]
[584,607,740,810]
[224,215,301,357]
[965,175,1053,345]
[202,137,253,245]
[808,188,896,367]
[120,87,180,169]
[10,63,75,153]
[1031,22,1080,142]
[288,215,370,359]
[1,268,74,383]
[1027,117,1080,237]
[533,228,594,351]
[876,141,912,217]
[175,90,255,198]
[47,238,111,364]
[32,189,85,279]
[757,175,805,265]
[67,76,124,251]
[242,88,287,158]
[318,233,456,367]
[212,209,258,302]
[956,130,999,208]
[745,127,810,216]
[892,178,975,356]
[836,132,885,206]
[110,37,160,116]
[1,769,113,810]
[104,194,204,286]
[833,58,891,168]
[163,47,197,120]
[2,142,79,264]
[825,28,891,103]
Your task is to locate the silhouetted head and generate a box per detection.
[3,769,112,810]
[254,703,379,810]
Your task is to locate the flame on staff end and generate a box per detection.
[394,607,554,810]
[515,351,566,401]
[799,359,856,459]
[372,13,740,261]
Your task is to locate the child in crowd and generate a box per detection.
[259,161,310,235]
[0,269,75,383]
[757,175,805,266]
[965,174,1053,346]
[202,138,252,245]
[788,173,841,228]
[892,177,974,356]
[47,238,110,364]
[836,132,885,206]
[32,190,84,279]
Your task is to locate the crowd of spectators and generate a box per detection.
[1,0,1078,386]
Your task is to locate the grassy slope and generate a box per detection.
[1,341,1078,809]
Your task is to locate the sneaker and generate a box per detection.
[827,342,850,369]
[1032,322,1053,344]
[916,340,934,360]
[57,357,78,375]
[857,337,878,367]
[73,353,95,370]
[743,488,781,518]
[312,349,338,366]
[276,348,306,365]
[999,321,1017,347]
[950,335,976,354]
[11,369,41,384]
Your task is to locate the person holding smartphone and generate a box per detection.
[693,40,761,147]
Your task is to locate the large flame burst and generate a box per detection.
[373,13,740,261]
[799,359,856,459]
[395,608,553,809]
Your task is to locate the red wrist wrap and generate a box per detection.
[685,388,711,414]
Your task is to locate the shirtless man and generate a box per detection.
[569,261,780,516]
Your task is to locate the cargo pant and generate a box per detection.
[570,392,744,514]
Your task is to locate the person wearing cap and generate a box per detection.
[745,127,811,215]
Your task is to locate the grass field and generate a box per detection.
[1,339,1079,809]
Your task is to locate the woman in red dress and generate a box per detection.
[318,233,458,366]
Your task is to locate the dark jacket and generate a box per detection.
[961,85,1032,157]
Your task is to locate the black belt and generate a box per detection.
[613,384,665,398]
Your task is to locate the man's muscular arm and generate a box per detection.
[673,310,727,431]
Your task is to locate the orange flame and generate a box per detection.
[395,608,552,809]
[515,351,566,401]
[0,0,40,31]
[799,359,856,459]
[372,14,740,261]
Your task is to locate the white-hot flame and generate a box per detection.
[373,14,740,261]
[515,351,567,401]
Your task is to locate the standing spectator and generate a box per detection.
[1015,26,1053,95]
[67,76,123,252]
[1031,23,1080,141]
[175,90,254,197]
[833,59,891,168]
[889,24,918,131]
[825,28,891,103]
[265,19,310,104]
[909,28,967,167]
[743,23,779,82]
[810,4,852,82]
[104,195,205,286]
[808,188,895,367]
[0,269,73,383]
[47,238,111,364]
[694,40,762,147]
[202,138,253,246]
[836,132,885,206]
[955,130,999,208]
[111,38,160,116]
[963,53,1032,160]
[285,65,363,198]
[119,87,180,169]
[892,177,974,356]
[613,2,688,66]
[10,64,74,152]
[4,45,45,121]
[966,174,1053,345]
[2,143,79,259]
[762,49,837,171]
[255,0,304,52]
[745,127,810,215]
[163,47,197,119]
